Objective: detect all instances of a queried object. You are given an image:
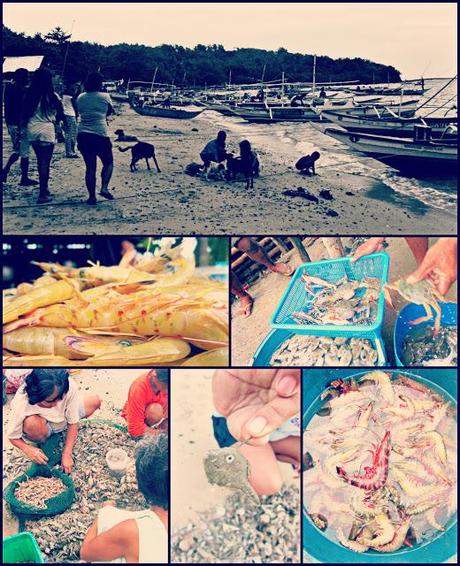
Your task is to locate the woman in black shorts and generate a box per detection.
[76,72,115,204]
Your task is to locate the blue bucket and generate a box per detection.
[253,329,386,367]
[270,252,389,335]
[394,302,457,366]
[302,369,457,563]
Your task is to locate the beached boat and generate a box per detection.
[335,99,419,117]
[132,104,203,119]
[231,105,321,123]
[325,127,457,172]
[321,110,458,139]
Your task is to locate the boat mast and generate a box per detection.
[150,67,158,92]
[312,55,317,96]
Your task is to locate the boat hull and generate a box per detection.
[321,111,457,139]
[132,105,202,119]
[325,127,458,173]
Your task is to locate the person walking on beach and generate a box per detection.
[200,130,228,177]
[76,72,115,204]
[2,68,38,187]
[22,68,64,203]
[231,237,294,317]
[62,83,79,158]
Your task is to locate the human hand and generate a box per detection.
[351,237,386,262]
[23,445,49,465]
[61,451,73,474]
[407,238,457,296]
[102,500,116,508]
[212,369,300,446]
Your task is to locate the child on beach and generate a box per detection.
[295,151,320,175]
[121,369,169,438]
[80,434,168,563]
[62,83,79,158]
[212,369,300,495]
[200,130,228,177]
[7,369,101,473]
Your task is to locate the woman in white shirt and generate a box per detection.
[7,369,101,473]
[81,434,168,563]
[22,69,64,203]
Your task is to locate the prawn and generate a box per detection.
[358,371,394,404]
[360,513,395,547]
[374,518,411,552]
[336,528,369,553]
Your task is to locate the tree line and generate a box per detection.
[3,25,401,87]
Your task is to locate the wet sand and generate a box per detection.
[3,105,456,235]
[231,237,458,366]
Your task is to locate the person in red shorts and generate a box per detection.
[121,369,168,438]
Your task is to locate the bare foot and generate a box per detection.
[239,293,254,318]
[271,263,294,276]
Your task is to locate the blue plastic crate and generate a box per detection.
[270,252,389,335]
[253,328,386,367]
[394,301,457,366]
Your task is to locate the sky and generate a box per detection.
[3,2,457,78]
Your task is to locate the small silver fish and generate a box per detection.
[203,447,260,503]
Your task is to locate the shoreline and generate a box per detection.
[2,106,456,235]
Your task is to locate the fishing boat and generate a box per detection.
[325,126,457,172]
[132,104,203,119]
[320,110,458,139]
[230,105,321,123]
[335,99,420,117]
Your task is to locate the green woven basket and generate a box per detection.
[4,464,75,517]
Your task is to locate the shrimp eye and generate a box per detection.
[226,454,235,463]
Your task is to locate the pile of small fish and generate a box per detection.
[304,372,457,554]
[16,421,148,563]
[402,326,457,367]
[14,476,67,510]
[270,335,379,366]
[172,485,300,563]
[292,274,381,327]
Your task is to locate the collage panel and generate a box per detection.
[3,368,169,563]
[302,368,457,563]
[171,368,301,563]
[231,236,457,368]
[2,1,458,564]
[3,236,229,368]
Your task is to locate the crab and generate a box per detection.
[384,278,443,337]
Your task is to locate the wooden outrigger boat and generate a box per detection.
[325,126,457,173]
[320,110,458,139]
[132,104,203,119]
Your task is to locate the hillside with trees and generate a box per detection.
[3,25,401,86]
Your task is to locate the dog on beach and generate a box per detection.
[114,129,138,142]
[226,140,260,189]
[118,142,161,172]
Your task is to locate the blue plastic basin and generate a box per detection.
[394,302,457,366]
[253,328,386,367]
[270,252,389,336]
[302,369,457,563]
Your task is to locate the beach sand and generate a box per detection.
[2,105,456,235]
[231,237,457,366]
